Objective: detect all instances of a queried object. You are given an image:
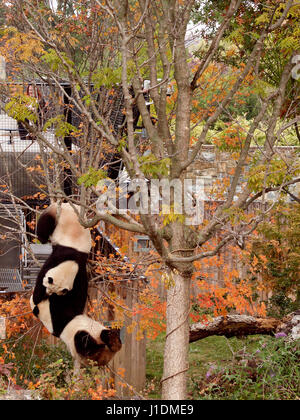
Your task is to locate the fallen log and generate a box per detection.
[189,311,300,343]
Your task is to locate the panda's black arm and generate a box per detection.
[32,272,48,305]
[32,247,65,305]
[32,284,48,305]
[36,210,56,244]
[32,305,40,318]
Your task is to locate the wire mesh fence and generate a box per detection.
[0,80,138,279]
[0,268,23,293]
[0,82,70,203]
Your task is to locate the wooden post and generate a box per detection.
[0,316,6,340]
[88,280,146,397]
[110,279,146,397]
[47,334,60,346]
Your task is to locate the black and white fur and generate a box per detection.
[32,203,92,336]
[43,259,79,296]
[31,202,121,368]
[60,315,122,370]
[37,202,92,254]
[32,244,90,337]
[29,298,121,369]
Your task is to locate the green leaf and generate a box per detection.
[5,94,38,122]
[77,167,108,188]
[43,115,78,137]
[41,48,74,73]
[139,153,170,178]
[117,137,127,152]
[91,67,122,89]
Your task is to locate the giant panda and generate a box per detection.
[30,298,122,367]
[32,244,90,337]
[31,202,122,368]
[42,260,79,296]
[36,202,92,253]
[30,295,54,334]
[60,315,122,368]
[31,202,92,337]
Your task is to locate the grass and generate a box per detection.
[144,333,300,400]
[1,330,298,400]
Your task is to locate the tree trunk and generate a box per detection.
[161,270,191,400]
[189,315,280,342]
[189,311,300,342]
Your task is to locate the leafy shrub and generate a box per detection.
[36,359,116,400]
[246,203,300,318]
[0,333,117,400]
[192,337,300,400]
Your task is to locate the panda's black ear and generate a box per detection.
[100,328,121,348]
[48,277,54,284]
[100,329,110,344]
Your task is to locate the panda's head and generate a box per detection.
[60,315,122,367]
[37,203,92,253]
[43,260,79,296]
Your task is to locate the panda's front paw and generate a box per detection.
[30,295,40,318]
[100,329,122,352]
[33,305,40,318]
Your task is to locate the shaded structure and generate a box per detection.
[0,204,25,293]
[0,80,148,393]
[0,269,23,294]
[0,80,142,289]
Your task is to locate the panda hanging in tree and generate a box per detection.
[30,202,122,371]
